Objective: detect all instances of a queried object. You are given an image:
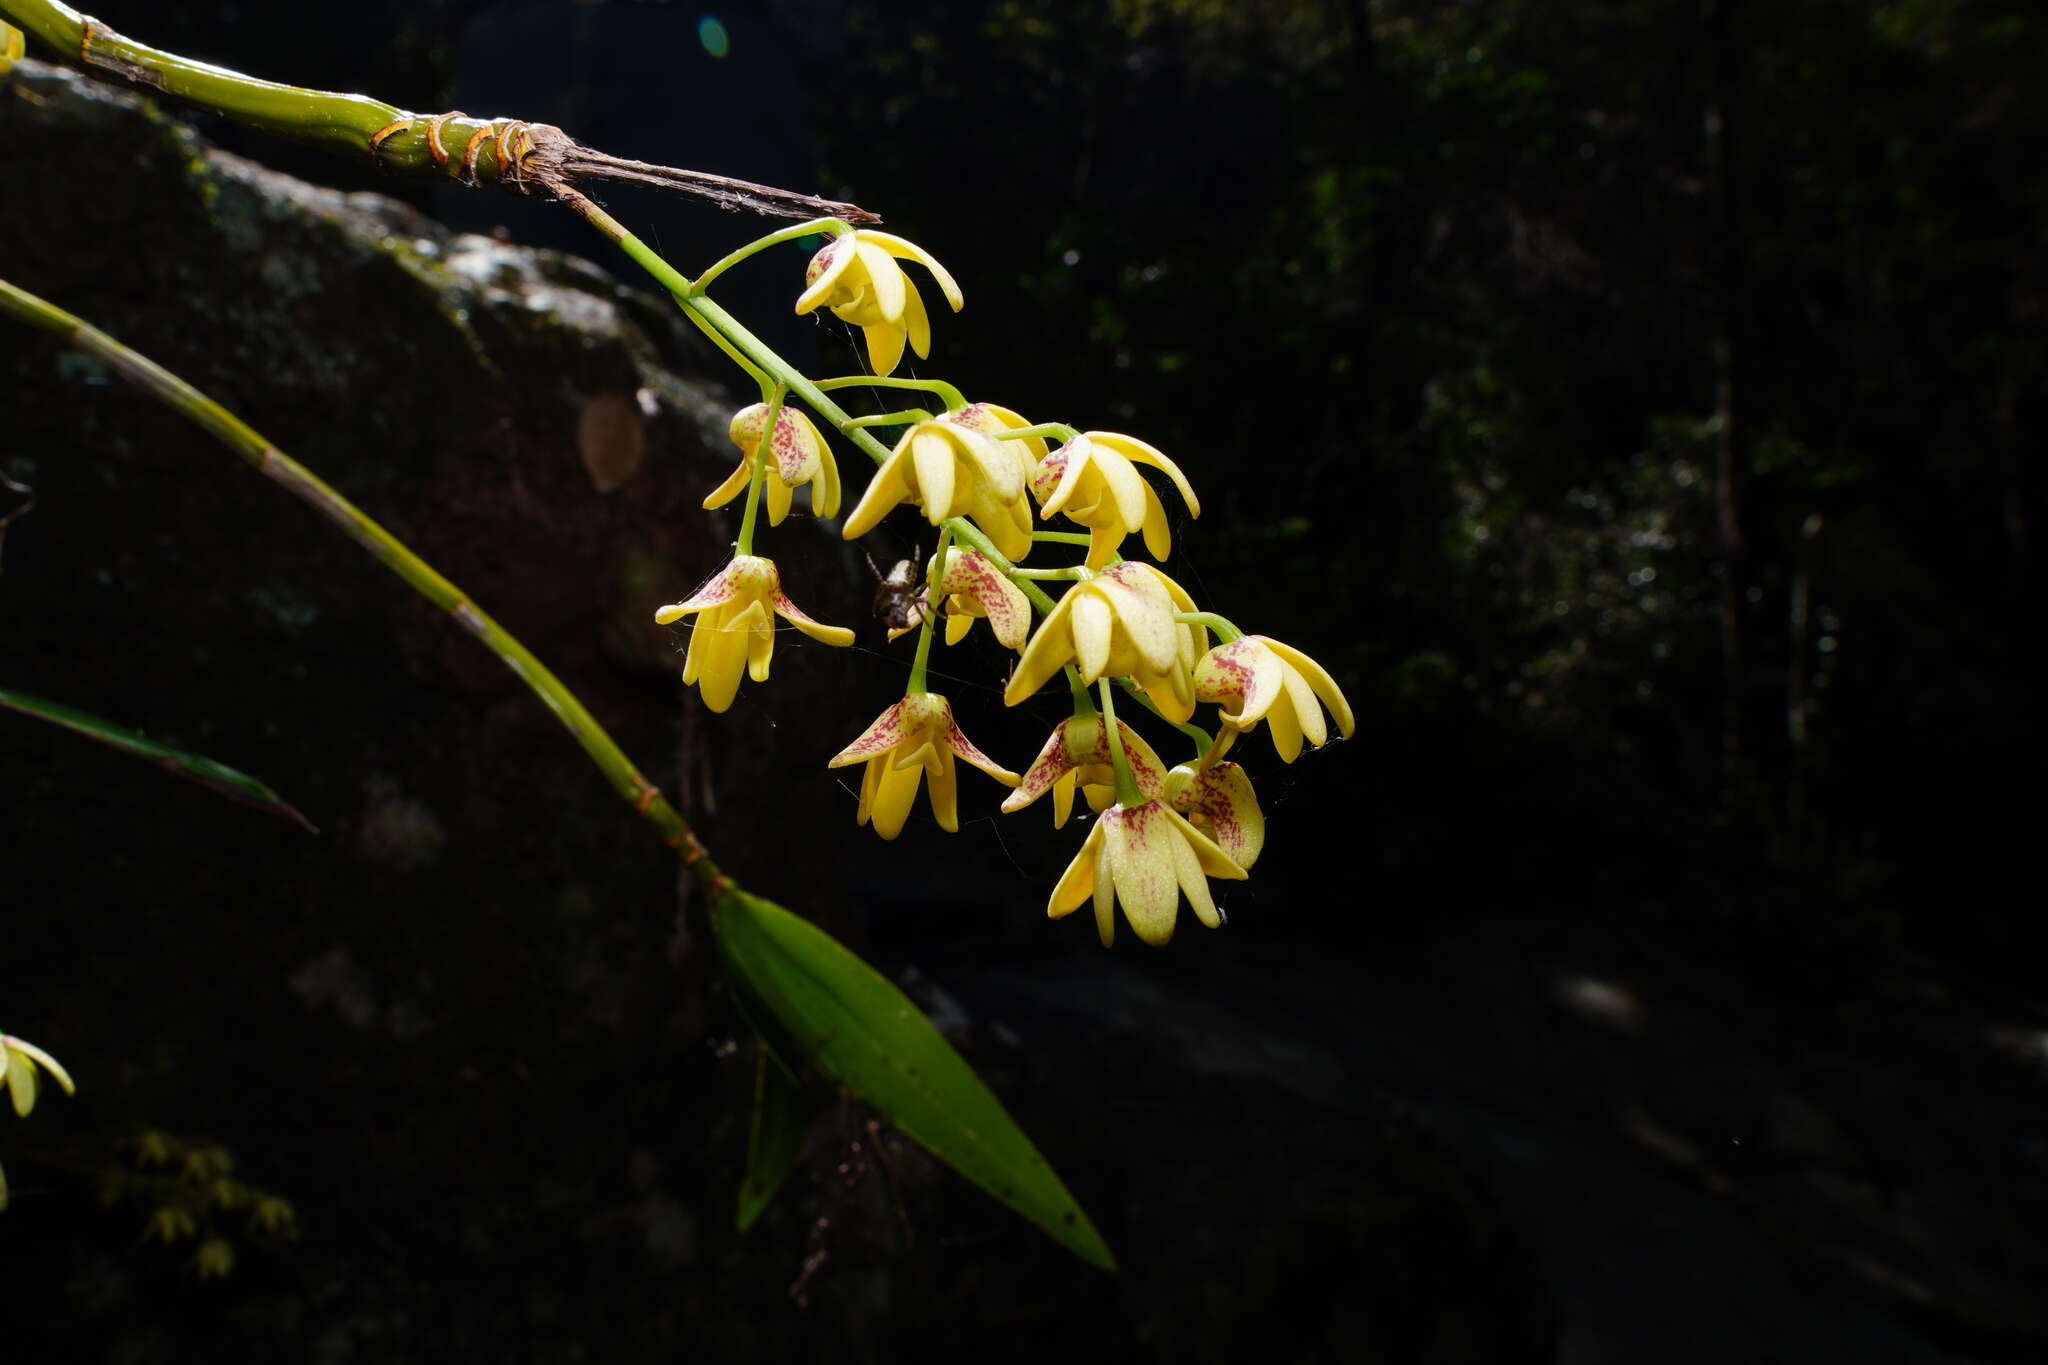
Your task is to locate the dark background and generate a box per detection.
[1,1,2041,1360]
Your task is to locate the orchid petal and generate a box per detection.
[1048,818,1104,916]
[1094,446,1150,532]
[1091,566,1181,676]
[1259,638,1357,739]
[911,428,959,522]
[853,240,908,323]
[830,698,914,766]
[1279,663,1329,751]
[903,277,932,360]
[1106,806,1181,946]
[1196,638,1286,728]
[771,592,856,647]
[867,755,925,839]
[1139,480,1173,560]
[6,1055,34,1117]
[928,748,960,831]
[1092,431,1200,518]
[1071,590,1116,682]
[1092,834,1118,947]
[866,230,965,311]
[1005,590,1080,705]
[764,472,794,526]
[794,235,855,314]
[863,319,907,377]
[840,450,912,540]
[5,1039,72,1096]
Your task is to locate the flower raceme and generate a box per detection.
[795,229,963,377]
[654,555,854,712]
[1005,562,1207,724]
[1048,799,1247,947]
[1192,636,1356,762]
[1032,432,1201,569]
[829,693,1019,839]
[841,414,1036,561]
[703,403,841,524]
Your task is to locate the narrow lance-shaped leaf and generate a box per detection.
[0,685,315,833]
[711,890,1115,1271]
[738,1047,809,1233]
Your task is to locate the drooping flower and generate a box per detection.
[1002,715,1167,827]
[1048,800,1247,947]
[1032,431,1201,569]
[840,417,1035,560]
[654,555,854,712]
[2,1032,76,1118]
[702,403,841,524]
[945,402,1050,462]
[1164,761,1265,870]
[913,547,1033,649]
[828,693,1019,839]
[794,230,963,376]
[1004,562,1207,723]
[1192,635,1355,762]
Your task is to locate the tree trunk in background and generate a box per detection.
[1704,0,1749,794]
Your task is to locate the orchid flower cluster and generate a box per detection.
[656,223,1353,947]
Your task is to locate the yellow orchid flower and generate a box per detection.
[794,229,963,376]
[1164,761,1265,870]
[1048,799,1247,947]
[1002,715,1167,827]
[702,403,841,524]
[2,1032,76,1118]
[945,401,1050,462]
[840,416,1035,560]
[917,547,1033,649]
[828,693,1019,839]
[1192,635,1355,762]
[1004,562,1207,723]
[654,555,854,712]
[1032,431,1201,569]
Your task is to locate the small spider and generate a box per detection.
[866,550,928,636]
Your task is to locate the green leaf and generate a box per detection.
[737,1045,808,1232]
[711,890,1116,1271]
[0,685,316,833]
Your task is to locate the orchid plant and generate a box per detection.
[0,0,1352,1274]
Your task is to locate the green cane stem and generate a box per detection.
[0,0,871,221]
[0,275,731,893]
[679,306,773,394]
